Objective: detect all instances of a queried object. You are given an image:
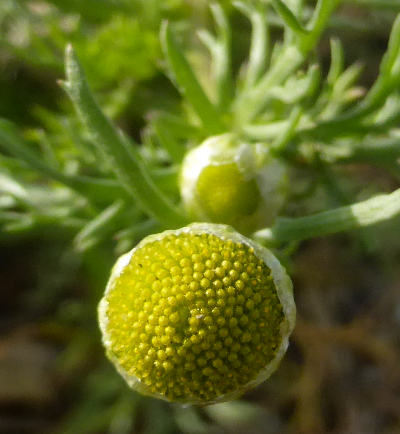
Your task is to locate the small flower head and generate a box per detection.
[99,223,295,405]
[180,134,288,234]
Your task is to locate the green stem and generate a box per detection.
[62,44,187,228]
[254,187,400,244]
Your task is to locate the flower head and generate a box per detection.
[99,223,295,404]
[180,135,287,234]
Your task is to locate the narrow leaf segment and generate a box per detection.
[161,22,225,134]
[62,44,187,228]
[271,0,309,36]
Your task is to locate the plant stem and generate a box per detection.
[254,187,400,244]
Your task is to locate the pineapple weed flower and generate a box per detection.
[180,134,287,234]
[99,223,295,404]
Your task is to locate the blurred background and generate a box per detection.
[1,1,400,433]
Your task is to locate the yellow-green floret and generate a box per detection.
[103,232,284,403]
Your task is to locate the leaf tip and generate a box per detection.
[65,43,75,62]
[160,20,170,40]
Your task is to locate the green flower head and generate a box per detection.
[99,223,295,405]
[180,135,288,234]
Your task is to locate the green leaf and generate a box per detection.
[234,0,340,124]
[160,22,225,134]
[302,14,400,137]
[270,0,309,37]
[234,1,270,89]
[210,2,234,109]
[0,118,127,205]
[242,120,292,141]
[62,44,187,228]
[74,200,125,252]
[0,119,72,187]
[327,38,345,85]
[198,3,234,110]
[272,105,303,153]
[300,0,342,54]
[315,139,400,167]
[152,117,184,164]
[353,14,400,114]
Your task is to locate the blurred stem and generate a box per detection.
[62,45,187,228]
[254,187,400,244]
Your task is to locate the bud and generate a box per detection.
[180,134,288,234]
[99,223,295,405]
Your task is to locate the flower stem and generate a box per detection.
[254,187,400,244]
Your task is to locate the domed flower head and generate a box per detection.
[180,134,288,234]
[99,223,295,405]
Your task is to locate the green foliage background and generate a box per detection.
[1,1,400,433]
